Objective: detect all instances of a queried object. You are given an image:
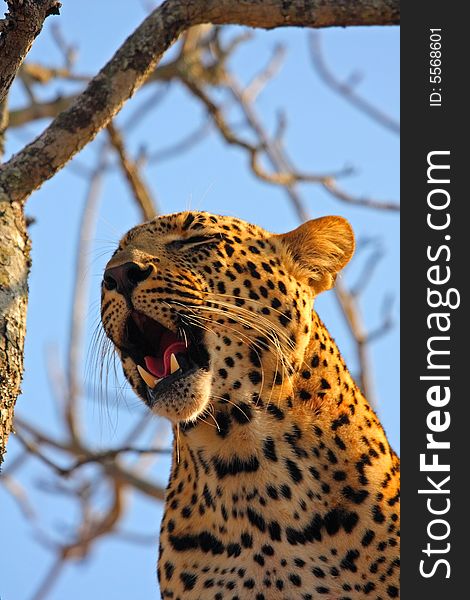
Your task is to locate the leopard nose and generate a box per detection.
[103,262,153,295]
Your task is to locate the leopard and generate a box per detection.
[101,210,400,600]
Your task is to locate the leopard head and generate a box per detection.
[101,211,354,424]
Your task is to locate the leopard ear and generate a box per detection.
[277,216,355,293]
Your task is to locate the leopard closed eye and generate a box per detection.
[101,211,400,600]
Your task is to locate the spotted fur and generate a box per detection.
[101,211,400,600]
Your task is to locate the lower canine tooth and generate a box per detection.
[170,353,180,374]
[137,364,160,388]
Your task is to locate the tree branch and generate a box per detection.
[0,0,61,104]
[0,0,399,205]
[65,150,108,442]
[309,32,400,135]
[9,94,78,128]
[106,122,158,221]
[0,97,8,158]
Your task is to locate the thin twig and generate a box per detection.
[322,179,399,212]
[0,97,8,159]
[242,43,286,103]
[14,417,70,453]
[350,242,384,298]
[309,32,400,135]
[1,474,37,520]
[50,23,78,70]
[148,119,211,163]
[334,279,375,403]
[66,148,109,441]
[366,294,395,343]
[14,428,68,475]
[106,122,158,221]
[30,556,65,600]
[60,446,171,475]
[184,77,346,191]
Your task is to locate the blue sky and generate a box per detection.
[0,3,399,599]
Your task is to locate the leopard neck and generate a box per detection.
[170,310,386,495]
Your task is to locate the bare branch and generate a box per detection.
[0,97,8,159]
[115,528,157,545]
[19,62,89,84]
[350,241,384,297]
[334,279,375,403]
[0,0,399,205]
[14,428,67,475]
[30,556,65,600]
[9,94,78,128]
[183,77,345,189]
[366,293,395,343]
[148,120,211,164]
[65,150,108,441]
[0,0,61,104]
[309,32,400,135]
[229,76,399,211]
[122,85,170,132]
[14,414,167,498]
[322,178,400,211]
[50,22,78,70]
[14,416,71,453]
[201,0,399,28]
[1,473,37,520]
[60,446,171,476]
[241,43,286,103]
[103,462,165,500]
[62,479,125,559]
[106,122,158,221]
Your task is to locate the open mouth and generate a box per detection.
[122,311,209,402]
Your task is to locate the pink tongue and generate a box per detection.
[144,341,187,378]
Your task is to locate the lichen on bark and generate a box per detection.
[0,197,30,464]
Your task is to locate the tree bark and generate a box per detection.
[0,198,30,464]
[0,0,399,464]
[0,0,61,465]
[0,0,62,104]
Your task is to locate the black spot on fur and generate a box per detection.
[213,455,259,478]
[249,370,262,384]
[215,411,232,438]
[268,521,282,541]
[372,504,386,523]
[170,531,224,555]
[289,573,302,586]
[182,213,195,230]
[266,485,278,499]
[342,486,369,504]
[341,549,360,572]
[231,401,252,423]
[180,572,197,591]
[267,403,285,420]
[331,413,350,430]
[263,437,278,462]
[247,507,266,532]
[164,561,174,580]
[227,543,242,557]
[285,458,303,483]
